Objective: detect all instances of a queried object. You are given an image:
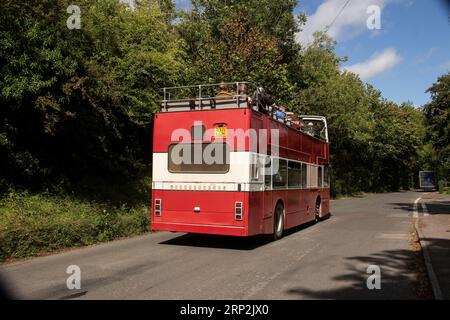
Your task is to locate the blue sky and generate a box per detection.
[173,0,449,106]
[295,0,450,106]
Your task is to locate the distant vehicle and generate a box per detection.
[419,171,437,191]
[151,82,331,240]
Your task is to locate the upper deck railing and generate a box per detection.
[160,82,258,112]
[159,82,329,142]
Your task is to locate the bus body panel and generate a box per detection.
[152,190,251,236]
[153,109,252,153]
[151,107,330,237]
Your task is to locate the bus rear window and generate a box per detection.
[168,143,230,173]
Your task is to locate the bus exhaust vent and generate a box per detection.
[235,202,243,221]
[154,199,162,217]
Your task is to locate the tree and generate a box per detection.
[423,72,450,181]
[291,33,374,194]
[291,32,425,194]
[176,0,301,102]
[371,101,425,190]
[0,0,185,191]
[0,0,433,198]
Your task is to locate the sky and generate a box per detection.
[295,0,450,106]
[172,0,449,106]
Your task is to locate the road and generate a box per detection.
[0,191,430,299]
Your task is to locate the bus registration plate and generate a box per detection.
[214,127,227,138]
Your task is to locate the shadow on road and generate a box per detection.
[424,201,450,215]
[285,247,433,299]
[0,273,16,300]
[159,215,332,250]
[389,201,450,215]
[420,237,450,299]
[159,233,272,250]
[389,202,415,212]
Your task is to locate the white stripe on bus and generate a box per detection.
[152,151,328,189]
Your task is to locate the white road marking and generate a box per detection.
[242,242,320,298]
[421,202,429,216]
[387,213,410,218]
[375,233,410,240]
[413,197,421,218]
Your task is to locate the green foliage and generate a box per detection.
[0,0,184,191]
[177,0,299,102]
[1,0,433,199]
[0,191,150,261]
[423,72,450,181]
[291,32,426,195]
[1,0,448,260]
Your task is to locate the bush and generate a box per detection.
[438,180,444,193]
[438,180,450,194]
[0,192,150,262]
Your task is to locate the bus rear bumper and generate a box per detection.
[151,222,248,237]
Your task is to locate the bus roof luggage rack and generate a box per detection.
[160,82,257,112]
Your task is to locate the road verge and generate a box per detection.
[413,216,444,300]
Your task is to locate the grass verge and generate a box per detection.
[0,191,150,262]
[410,222,434,299]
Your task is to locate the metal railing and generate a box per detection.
[158,82,329,142]
[160,82,259,111]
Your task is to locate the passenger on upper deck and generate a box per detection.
[286,112,295,124]
[287,113,304,130]
[296,118,305,130]
[275,105,287,120]
[256,87,276,114]
[305,122,317,137]
[217,82,234,97]
[238,83,247,95]
[239,83,254,107]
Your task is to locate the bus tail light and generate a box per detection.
[235,202,243,221]
[154,199,162,217]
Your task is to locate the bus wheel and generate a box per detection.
[273,202,284,240]
[314,198,321,223]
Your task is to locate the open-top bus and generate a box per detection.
[151,82,330,239]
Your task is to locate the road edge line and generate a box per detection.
[413,197,421,218]
[421,202,429,216]
[413,213,444,300]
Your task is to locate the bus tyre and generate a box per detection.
[273,203,284,240]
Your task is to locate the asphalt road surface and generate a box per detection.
[0,191,429,299]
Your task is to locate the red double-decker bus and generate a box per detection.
[151,82,330,239]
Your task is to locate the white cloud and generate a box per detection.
[297,0,389,46]
[343,48,401,80]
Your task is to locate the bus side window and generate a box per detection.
[301,163,307,188]
[251,154,259,181]
[264,157,271,188]
[310,164,318,188]
[318,166,323,188]
[273,159,288,188]
[324,165,331,187]
[288,161,301,187]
